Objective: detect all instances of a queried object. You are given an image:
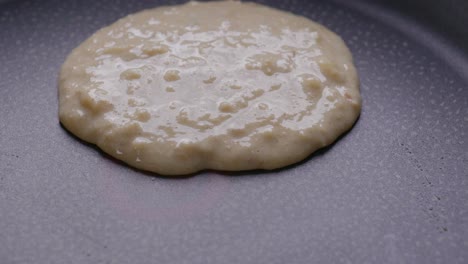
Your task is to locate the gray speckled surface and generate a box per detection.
[1,0,467,263]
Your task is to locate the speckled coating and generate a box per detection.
[0,0,467,263]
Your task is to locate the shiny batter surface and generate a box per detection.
[58,1,361,175]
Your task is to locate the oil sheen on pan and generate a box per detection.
[58,1,361,175]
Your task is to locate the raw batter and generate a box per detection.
[58,1,361,175]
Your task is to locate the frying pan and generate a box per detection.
[1,0,467,263]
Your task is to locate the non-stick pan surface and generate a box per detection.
[1,0,467,263]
